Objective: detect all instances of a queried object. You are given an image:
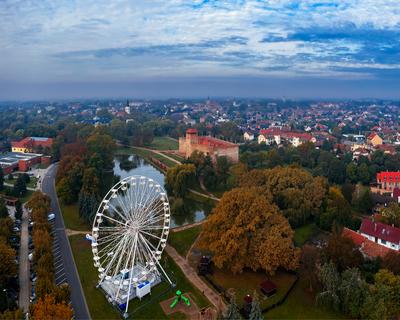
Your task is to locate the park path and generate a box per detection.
[18,207,30,313]
[129,146,182,165]
[171,220,205,232]
[165,245,226,311]
[188,189,220,202]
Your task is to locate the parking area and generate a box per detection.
[29,213,70,304]
[50,219,68,286]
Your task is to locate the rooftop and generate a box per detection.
[359,218,400,245]
[0,152,41,167]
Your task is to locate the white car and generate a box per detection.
[47,213,55,221]
[28,253,33,261]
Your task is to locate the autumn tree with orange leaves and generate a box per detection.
[199,187,300,274]
[30,295,73,320]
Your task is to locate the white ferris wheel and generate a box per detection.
[91,175,172,317]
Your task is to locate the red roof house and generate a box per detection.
[359,219,400,251]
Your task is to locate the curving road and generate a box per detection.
[41,164,90,320]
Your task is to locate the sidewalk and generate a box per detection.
[165,245,226,311]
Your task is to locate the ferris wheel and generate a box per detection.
[91,175,172,317]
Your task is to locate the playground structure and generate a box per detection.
[170,290,191,308]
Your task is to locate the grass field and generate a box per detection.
[60,203,89,231]
[293,223,318,247]
[169,226,202,257]
[208,268,297,310]
[69,235,210,319]
[162,152,184,163]
[265,277,346,319]
[146,136,179,150]
[20,190,33,204]
[6,176,38,189]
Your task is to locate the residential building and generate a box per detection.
[243,131,255,141]
[375,172,400,194]
[359,218,400,251]
[11,137,53,153]
[179,128,239,163]
[258,128,314,147]
[367,132,383,146]
[343,228,393,258]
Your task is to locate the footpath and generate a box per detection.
[165,245,226,311]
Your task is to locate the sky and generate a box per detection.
[0,0,399,100]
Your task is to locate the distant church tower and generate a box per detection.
[125,100,131,114]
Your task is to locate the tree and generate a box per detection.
[338,268,368,317]
[199,187,300,274]
[319,187,352,231]
[354,189,373,214]
[249,291,263,320]
[13,174,27,196]
[316,262,341,311]
[361,269,400,319]
[262,166,328,227]
[357,163,370,184]
[0,309,24,319]
[346,163,358,183]
[0,218,13,243]
[14,201,23,221]
[53,283,71,304]
[227,163,248,189]
[381,203,400,227]
[300,245,321,292]
[0,242,17,287]
[224,294,241,320]
[0,197,8,219]
[56,177,75,204]
[30,294,73,320]
[165,164,196,198]
[382,251,400,275]
[322,233,363,272]
[86,133,115,170]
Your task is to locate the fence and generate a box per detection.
[203,272,299,315]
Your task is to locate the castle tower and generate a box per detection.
[186,128,198,145]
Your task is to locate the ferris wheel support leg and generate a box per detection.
[156,260,174,286]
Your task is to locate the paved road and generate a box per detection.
[18,208,29,312]
[41,164,90,320]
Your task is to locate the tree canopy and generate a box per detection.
[199,187,299,274]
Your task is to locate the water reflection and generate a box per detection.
[113,153,214,227]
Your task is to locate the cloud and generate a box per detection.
[0,0,399,97]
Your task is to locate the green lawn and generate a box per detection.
[20,190,33,204]
[293,223,318,247]
[60,203,89,231]
[146,137,179,150]
[208,268,297,310]
[168,226,202,257]
[69,235,210,320]
[265,277,346,319]
[162,152,184,163]
[6,176,37,189]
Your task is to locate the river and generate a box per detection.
[113,154,214,227]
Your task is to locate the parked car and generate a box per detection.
[28,253,34,261]
[13,226,20,232]
[47,213,55,221]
